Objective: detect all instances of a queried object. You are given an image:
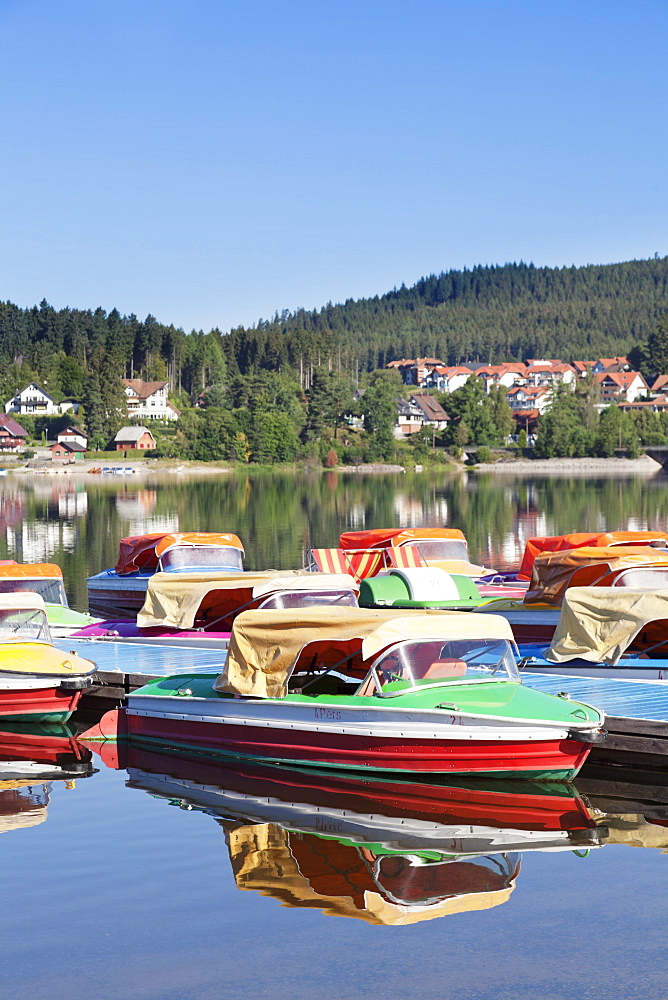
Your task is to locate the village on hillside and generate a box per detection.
[0,354,667,462]
[0,378,178,459]
[386,355,668,441]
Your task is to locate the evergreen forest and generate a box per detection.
[2,256,668,463]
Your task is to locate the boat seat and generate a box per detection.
[423,659,467,679]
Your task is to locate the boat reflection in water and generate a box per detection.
[0,723,96,834]
[117,746,606,925]
[577,769,668,853]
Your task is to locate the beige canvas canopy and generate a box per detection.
[546,587,668,664]
[225,821,516,925]
[524,547,668,608]
[215,606,515,698]
[0,593,47,614]
[137,571,358,630]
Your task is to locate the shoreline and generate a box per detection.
[473,455,663,475]
[0,454,664,478]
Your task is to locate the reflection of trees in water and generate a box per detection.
[2,471,668,605]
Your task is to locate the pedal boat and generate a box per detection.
[74,571,358,649]
[475,546,668,644]
[517,587,668,681]
[0,562,100,637]
[311,528,525,599]
[0,594,97,722]
[338,527,492,579]
[86,531,245,616]
[86,607,605,779]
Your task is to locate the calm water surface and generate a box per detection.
[3,467,668,607]
[2,468,668,998]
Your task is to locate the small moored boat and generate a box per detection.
[86,531,245,616]
[476,545,668,643]
[84,607,605,779]
[0,562,100,637]
[74,570,359,648]
[518,587,668,680]
[0,594,97,722]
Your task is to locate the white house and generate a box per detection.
[506,385,552,414]
[424,366,474,393]
[409,394,450,430]
[5,383,73,416]
[57,426,88,449]
[121,380,180,421]
[394,398,425,437]
[593,371,648,406]
[523,363,576,389]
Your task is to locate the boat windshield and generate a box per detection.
[257,589,358,610]
[403,539,470,562]
[360,638,519,696]
[612,567,668,589]
[0,608,52,643]
[0,578,67,606]
[159,545,244,573]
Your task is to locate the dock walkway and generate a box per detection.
[522,672,668,767]
[58,638,227,712]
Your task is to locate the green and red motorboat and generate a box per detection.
[83,607,605,780]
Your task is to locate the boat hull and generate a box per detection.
[73,620,231,650]
[0,684,84,723]
[86,573,150,617]
[124,701,592,780]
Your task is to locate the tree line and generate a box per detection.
[3,256,668,462]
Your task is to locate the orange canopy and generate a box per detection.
[518,531,668,580]
[115,532,244,575]
[339,528,465,550]
[0,563,63,579]
[523,546,668,607]
[154,532,244,560]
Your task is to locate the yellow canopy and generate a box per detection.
[225,822,515,925]
[137,571,359,630]
[215,606,514,698]
[546,587,668,664]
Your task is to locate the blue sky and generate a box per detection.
[0,0,665,332]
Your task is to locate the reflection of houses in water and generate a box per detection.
[346,504,367,530]
[393,495,425,526]
[57,490,88,519]
[0,492,26,533]
[114,493,177,536]
[8,521,76,562]
[115,491,158,521]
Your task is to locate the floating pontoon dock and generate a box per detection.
[57,638,228,713]
[522,672,668,768]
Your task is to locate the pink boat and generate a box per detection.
[74,571,360,650]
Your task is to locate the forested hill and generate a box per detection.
[1,257,668,399]
[229,258,668,374]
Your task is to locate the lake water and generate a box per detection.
[2,468,668,999]
[4,466,668,609]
